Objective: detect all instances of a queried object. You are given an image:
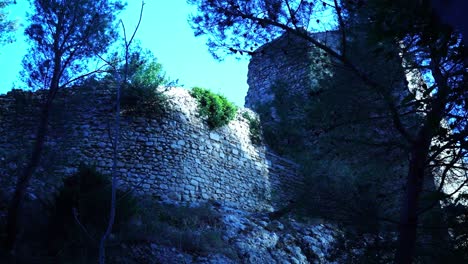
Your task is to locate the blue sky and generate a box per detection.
[0,0,249,106]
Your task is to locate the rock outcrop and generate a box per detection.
[111,204,338,264]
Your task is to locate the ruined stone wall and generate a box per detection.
[244,30,424,220]
[0,86,302,212]
[245,31,339,110]
[244,30,452,239]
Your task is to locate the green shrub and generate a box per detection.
[241,111,262,145]
[106,48,171,118]
[49,165,138,255]
[190,87,237,129]
[121,85,169,118]
[132,201,222,232]
[176,229,227,255]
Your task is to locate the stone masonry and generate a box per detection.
[0,86,302,212]
[245,31,340,110]
[244,30,445,226]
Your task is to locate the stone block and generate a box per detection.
[168,192,182,201]
[190,179,199,186]
[209,132,220,141]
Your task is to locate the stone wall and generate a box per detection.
[0,86,302,211]
[243,30,452,240]
[244,30,427,221]
[245,31,339,110]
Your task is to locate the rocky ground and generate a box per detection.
[112,204,338,264]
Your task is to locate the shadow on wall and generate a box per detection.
[0,86,302,212]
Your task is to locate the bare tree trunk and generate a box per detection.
[98,82,120,264]
[395,143,428,264]
[4,24,64,251]
[98,3,144,263]
[4,87,57,252]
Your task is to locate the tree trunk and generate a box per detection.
[98,79,120,264]
[4,36,63,250]
[98,6,144,262]
[4,95,53,252]
[394,143,427,264]
[394,47,450,263]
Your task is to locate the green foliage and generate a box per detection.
[241,111,262,145]
[126,50,168,88]
[115,49,170,117]
[295,158,386,231]
[190,87,237,129]
[149,203,220,229]
[187,0,334,59]
[22,0,125,89]
[121,85,169,118]
[48,165,138,256]
[327,230,396,264]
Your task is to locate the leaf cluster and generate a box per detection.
[190,86,237,129]
[443,195,468,262]
[241,111,262,145]
[120,85,169,118]
[115,49,170,117]
[22,0,125,89]
[0,0,18,44]
[187,0,334,59]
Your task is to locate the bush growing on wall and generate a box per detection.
[105,48,171,118]
[190,87,237,129]
[241,111,262,144]
[121,85,169,118]
[121,50,171,117]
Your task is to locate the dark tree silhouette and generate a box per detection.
[187,0,467,262]
[4,0,124,253]
[0,0,18,44]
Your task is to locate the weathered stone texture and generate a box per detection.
[0,86,302,211]
[245,31,339,110]
[244,30,442,224]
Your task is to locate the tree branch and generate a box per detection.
[227,10,415,144]
[333,0,346,57]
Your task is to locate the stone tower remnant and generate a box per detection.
[244,30,442,226]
